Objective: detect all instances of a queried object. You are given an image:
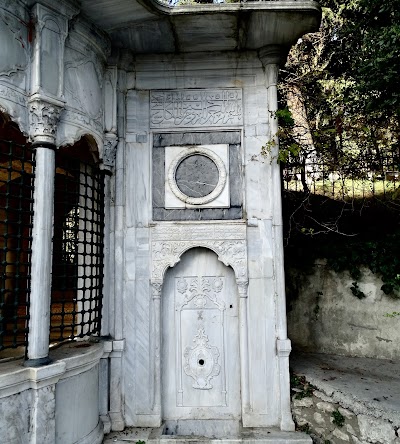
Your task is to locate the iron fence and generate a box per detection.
[0,139,35,352]
[282,151,400,201]
[50,149,105,343]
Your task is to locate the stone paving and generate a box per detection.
[290,352,400,443]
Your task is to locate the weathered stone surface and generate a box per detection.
[339,407,355,419]
[313,412,326,425]
[316,401,336,413]
[287,263,400,360]
[351,436,368,444]
[332,427,350,441]
[345,423,357,435]
[0,389,32,444]
[358,415,396,444]
[293,397,314,408]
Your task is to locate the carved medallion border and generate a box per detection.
[151,223,248,284]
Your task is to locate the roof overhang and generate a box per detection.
[76,0,321,55]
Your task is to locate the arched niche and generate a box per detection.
[161,247,241,424]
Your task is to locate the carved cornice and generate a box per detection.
[28,95,65,144]
[102,133,118,170]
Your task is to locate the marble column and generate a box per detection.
[25,97,63,367]
[101,133,118,337]
[237,280,250,416]
[265,51,296,431]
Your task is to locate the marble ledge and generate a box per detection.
[0,341,106,398]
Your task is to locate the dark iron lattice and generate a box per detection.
[0,139,35,351]
[50,149,105,343]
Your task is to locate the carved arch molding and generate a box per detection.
[151,222,248,288]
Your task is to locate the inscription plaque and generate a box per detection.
[150,89,243,128]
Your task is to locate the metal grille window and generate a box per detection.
[0,139,34,352]
[50,147,105,343]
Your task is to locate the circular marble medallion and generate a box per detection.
[175,154,219,198]
[168,147,227,205]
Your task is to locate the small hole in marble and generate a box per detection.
[198,359,205,366]
[230,304,233,308]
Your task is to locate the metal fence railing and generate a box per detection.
[50,149,105,343]
[0,139,35,352]
[282,152,400,201]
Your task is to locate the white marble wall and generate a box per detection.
[120,50,292,430]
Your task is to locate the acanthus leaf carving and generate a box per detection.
[28,97,64,144]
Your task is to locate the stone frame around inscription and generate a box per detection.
[152,131,243,221]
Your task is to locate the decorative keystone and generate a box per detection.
[28,95,64,145]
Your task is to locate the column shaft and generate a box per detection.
[26,146,55,365]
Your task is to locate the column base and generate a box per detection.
[24,356,52,367]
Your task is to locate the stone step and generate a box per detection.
[104,427,312,444]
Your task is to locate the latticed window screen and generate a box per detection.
[0,139,35,352]
[50,147,105,343]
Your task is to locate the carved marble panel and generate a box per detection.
[150,89,243,128]
[0,6,28,85]
[162,248,240,419]
[58,21,108,147]
[151,222,248,283]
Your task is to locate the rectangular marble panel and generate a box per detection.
[152,147,165,208]
[150,89,242,129]
[152,132,243,221]
[153,131,241,147]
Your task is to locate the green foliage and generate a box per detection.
[277,2,400,297]
[384,311,400,318]
[290,373,316,399]
[325,233,400,297]
[350,282,366,300]
[331,410,345,428]
[298,423,311,434]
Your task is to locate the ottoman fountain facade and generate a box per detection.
[0,0,320,442]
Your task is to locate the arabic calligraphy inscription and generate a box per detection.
[150,89,243,128]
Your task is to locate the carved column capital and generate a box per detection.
[102,133,118,170]
[151,281,163,299]
[237,280,249,298]
[28,95,65,145]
